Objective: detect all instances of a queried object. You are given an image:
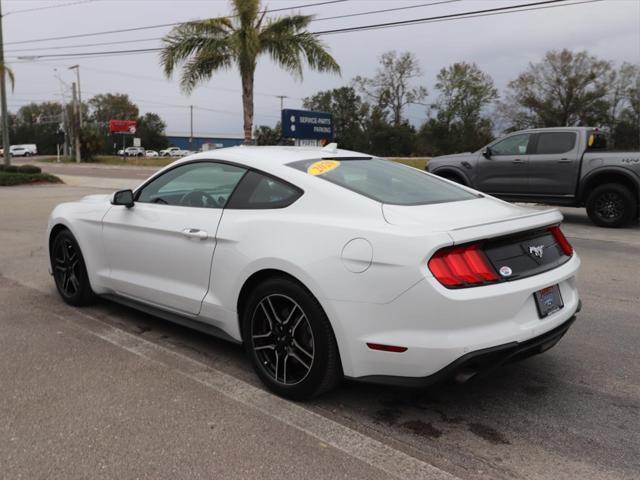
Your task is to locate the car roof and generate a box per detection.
[178,145,371,169]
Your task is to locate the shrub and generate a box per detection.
[17,164,42,174]
[0,172,62,186]
[4,165,18,173]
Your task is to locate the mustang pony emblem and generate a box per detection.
[529,245,545,259]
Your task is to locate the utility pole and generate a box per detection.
[276,95,287,111]
[72,82,81,163]
[68,65,82,128]
[0,3,11,167]
[53,69,70,158]
[189,104,193,150]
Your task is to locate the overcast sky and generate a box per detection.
[3,0,640,138]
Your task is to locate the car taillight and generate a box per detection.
[549,226,573,256]
[428,244,498,288]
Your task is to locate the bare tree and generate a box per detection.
[499,49,612,128]
[354,51,426,126]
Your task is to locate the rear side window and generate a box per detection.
[534,132,576,154]
[226,170,302,209]
[288,158,478,206]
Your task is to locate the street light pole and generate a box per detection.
[68,64,82,128]
[72,82,80,163]
[0,3,11,167]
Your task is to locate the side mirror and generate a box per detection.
[111,189,134,208]
[482,147,492,159]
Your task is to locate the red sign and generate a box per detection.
[109,119,137,134]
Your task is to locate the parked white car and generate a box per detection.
[124,146,146,157]
[145,150,159,157]
[159,147,182,157]
[10,144,38,156]
[47,145,581,399]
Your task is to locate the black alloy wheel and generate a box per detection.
[51,229,95,306]
[251,294,315,386]
[586,183,637,228]
[243,277,341,400]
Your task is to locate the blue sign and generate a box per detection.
[281,109,333,140]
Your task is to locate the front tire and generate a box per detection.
[242,277,342,400]
[586,183,637,228]
[51,229,95,306]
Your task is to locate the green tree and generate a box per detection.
[11,102,65,155]
[499,49,612,128]
[366,108,415,157]
[354,51,426,126]
[137,112,169,151]
[302,86,370,150]
[87,93,140,155]
[160,0,340,144]
[88,93,139,128]
[418,62,497,155]
[608,63,640,149]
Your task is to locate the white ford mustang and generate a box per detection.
[47,145,581,399]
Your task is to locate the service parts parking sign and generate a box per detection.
[281,109,333,141]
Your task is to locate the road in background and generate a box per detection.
[0,173,638,479]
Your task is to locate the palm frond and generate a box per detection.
[259,15,340,80]
[160,17,234,78]
[179,50,234,92]
[231,0,260,27]
[0,64,15,92]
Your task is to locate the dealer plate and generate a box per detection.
[534,284,564,318]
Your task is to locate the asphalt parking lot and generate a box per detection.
[1,168,638,479]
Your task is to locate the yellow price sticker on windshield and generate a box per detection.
[588,134,594,147]
[307,160,340,176]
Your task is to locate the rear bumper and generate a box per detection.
[325,253,581,379]
[349,311,578,388]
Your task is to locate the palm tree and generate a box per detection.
[160,0,340,144]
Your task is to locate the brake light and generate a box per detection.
[549,226,573,256]
[428,244,498,288]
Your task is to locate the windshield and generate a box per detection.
[288,157,478,206]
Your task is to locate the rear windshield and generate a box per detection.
[288,157,478,206]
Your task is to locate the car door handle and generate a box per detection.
[558,158,572,163]
[512,159,525,164]
[181,228,208,240]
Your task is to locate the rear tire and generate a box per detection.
[586,183,637,228]
[51,229,95,306]
[242,277,342,400]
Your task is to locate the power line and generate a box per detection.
[4,0,348,46]
[4,0,460,54]
[4,0,100,16]
[313,0,460,23]
[6,0,603,60]
[313,0,588,35]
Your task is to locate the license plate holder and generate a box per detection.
[534,284,564,318]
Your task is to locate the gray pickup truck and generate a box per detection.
[427,127,640,227]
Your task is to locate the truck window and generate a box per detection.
[534,132,576,154]
[491,133,531,156]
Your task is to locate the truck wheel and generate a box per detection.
[586,183,637,228]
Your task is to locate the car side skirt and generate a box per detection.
[102,293,241,345]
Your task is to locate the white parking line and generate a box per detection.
[53,310,459,480]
